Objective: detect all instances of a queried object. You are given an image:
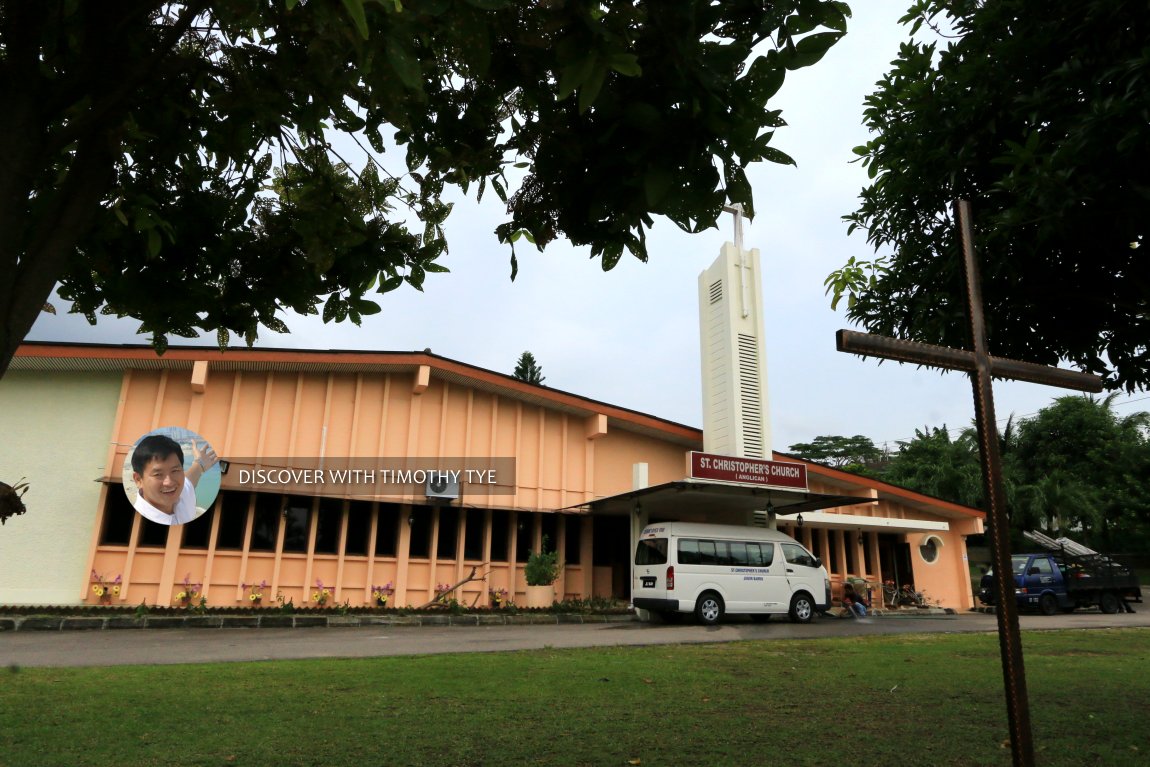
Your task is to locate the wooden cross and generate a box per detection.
[836,200,1102,767]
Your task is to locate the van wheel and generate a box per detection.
[694,592,724,625]
[1099,591,1121,614]
[1039,593,1059,616]
[789,593,815,624]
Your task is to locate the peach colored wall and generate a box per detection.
[111,367,690,506]
[89,363,688,607]
[787,477,982,609]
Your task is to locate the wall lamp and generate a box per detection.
[796,513,804,528]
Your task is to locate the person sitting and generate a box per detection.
[842,582,870,618]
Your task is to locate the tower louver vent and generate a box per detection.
[737,333,763,458]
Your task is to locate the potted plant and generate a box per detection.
[523,536,561,608]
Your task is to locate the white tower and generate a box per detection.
[697,206,772,459]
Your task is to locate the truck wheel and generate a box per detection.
[1099,592,1121,614]
[789,593,815,624]
[694,592,724,625]
[1039,593,1059,616]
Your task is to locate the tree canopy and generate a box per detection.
[0,0,852,377]
[828,0,1150,392]
[785,434,882,471]
[1008,395,1150,548]
[877,426,983,509]
[512,351,545,385]
[851,396,1150,552]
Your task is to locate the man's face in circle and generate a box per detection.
[133,453,185,514]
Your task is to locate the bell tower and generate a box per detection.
[697,205,772,459]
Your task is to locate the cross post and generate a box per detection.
[836,199,1102,767]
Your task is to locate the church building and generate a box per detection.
[0,224,985,612]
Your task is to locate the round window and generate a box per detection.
[919,536,941,564]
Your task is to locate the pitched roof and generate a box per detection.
[12,342,701,446]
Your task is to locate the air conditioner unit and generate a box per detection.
[425,475,460,500]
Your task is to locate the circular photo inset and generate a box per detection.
[122,426,222,526]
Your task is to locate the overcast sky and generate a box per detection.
[26,3,1148,453]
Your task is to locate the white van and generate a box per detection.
[632,522,831,625]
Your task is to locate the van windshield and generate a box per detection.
[635,538,668,566]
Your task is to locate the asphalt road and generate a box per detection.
[3,609,1148,668]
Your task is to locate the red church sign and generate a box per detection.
[688,451,808,491]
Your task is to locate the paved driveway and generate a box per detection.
[3,610,1148,668]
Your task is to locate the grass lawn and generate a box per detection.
[2,628,1147,767]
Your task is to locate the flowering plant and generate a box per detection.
[489,587,510,608]
[242,580,268,604]
[371,582,394,606]
[91,570,121,602]
[312,579,333,606]
[176,573,203,607]
[435,583,454,605]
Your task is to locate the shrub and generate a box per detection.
[525,536,561,586]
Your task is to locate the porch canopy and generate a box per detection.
[565,479,879,526]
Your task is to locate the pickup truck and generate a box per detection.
[978,547,1143,616]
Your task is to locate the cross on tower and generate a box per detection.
[720,203,748,251]
[837,200,1102,767]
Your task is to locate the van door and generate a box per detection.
[755,541,793,613]
[781,542,825,607]
[632,535,673,614]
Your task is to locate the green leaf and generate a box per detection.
[607,53,641,77]
[785,32,844,71]
[146,228,162,257]
[759,146,796,166]
[341,0,370,39]
[578,60,608,113]
[643,167,673,207]
[387,42,423,91]
[378,275,404,293]
[322,293,342,324]
[558,52,598,102]
[351,298,381,315]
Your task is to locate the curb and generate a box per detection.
[0,612,637,632]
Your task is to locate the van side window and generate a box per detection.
[782,542,817,568]
[714,541,734,565]
[1030,557,1054,575]
[748,543,774,567]
[635,538,668,566]
[728,542,749,566]
[698,539,718,565]
[679,539,700,565]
